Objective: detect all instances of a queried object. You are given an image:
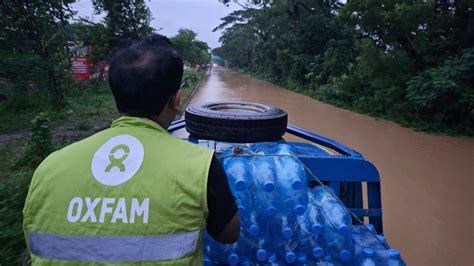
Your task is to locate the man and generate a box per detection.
[23,34,239,265]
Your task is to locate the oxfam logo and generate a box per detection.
[91,135,144,186]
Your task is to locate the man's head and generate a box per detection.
[108,34,183,127]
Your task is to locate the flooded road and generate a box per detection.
[190,68,474,266]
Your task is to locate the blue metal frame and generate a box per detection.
[168,119,384,233]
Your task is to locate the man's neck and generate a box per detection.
[149,115,171,130]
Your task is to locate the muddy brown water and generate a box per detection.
[189,68,474,266]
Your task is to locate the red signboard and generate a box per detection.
[72,57,91,80]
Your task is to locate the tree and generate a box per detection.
[170,29,211,65]
[0,0,76,108]
[92,0,153,51]
[66,21,109,63]
[215,0,473,133]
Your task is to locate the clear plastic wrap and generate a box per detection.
[204,143,404,265]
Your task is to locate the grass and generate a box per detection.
[178,69,207,116]
[0,81,117,134]
[0,140,31,265]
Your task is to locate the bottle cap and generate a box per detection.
[377,234,385,242]
[293,204,305,215]
[312,246,324,258]
[363,248,374,257]
[338,224,350,236]
[339,249,351,261]
[256,249,267,261]
[366,223,375,232]
[389,249,401,258]
[249,224,260,236]
[266,206,277,217]
[282,227,293,239]
[268,252,277,263]
[240,260,251,266]
[227,253,239,265]
[264,181,275,192]
[285,251,296,263]
[311,222,323,235]
[235,180,246,191]
[237,204,246,213]
[352,233,362,243]
[297,253,307,263]
[291,179,303,190]
[324,255,333,262]
[203,256,212,266]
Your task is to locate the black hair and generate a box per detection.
[108,34,183,117]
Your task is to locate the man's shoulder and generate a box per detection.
[151,132,214,159]
[37,129,113,168]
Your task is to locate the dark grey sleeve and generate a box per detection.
[206,155,238,237]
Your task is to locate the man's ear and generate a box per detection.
[169,89,181,112]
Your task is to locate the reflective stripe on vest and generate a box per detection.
[29,230,199,262]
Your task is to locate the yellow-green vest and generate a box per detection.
[23,116,214,265]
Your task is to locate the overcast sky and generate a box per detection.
[71,0,240,49]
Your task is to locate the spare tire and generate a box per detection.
[185,102,288,143]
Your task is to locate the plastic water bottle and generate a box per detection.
[234,188,266,238]
[353,225,387,250]
[267,252,283,266]
[203,234,221,264]
[317,255,343,266]
[269,144,306,190]
[295,252,308,265]
[253,239,269,262]
[223,156,250,191]
[280,244,297,264]
[380,249,406,266]
[311,242,325,260]
[240,258,255,266]
[352,233,363,259]
[274,175,307,217]
[275,215,295,240]
[310,186,352,262]
[358,248,376,266]
[250,154,276,192]
[296,212,324,262]
[223,244,240,266]
[263,145,308,224]
[296,214,312,241]
[306,200,325,235]
[310,186,352,236]
[323,231,352,262]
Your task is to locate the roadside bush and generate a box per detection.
[0,170,32,266]
[406,48,474,129]
[16,112,52,169]
[0,52,48,95]
[183,68,200,88]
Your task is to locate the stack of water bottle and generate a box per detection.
[204,143,406,265]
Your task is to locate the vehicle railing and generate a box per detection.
[168,119,384,233]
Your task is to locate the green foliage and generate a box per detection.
[216,0,474,134]
[29,113,53,158]
[171,29,211,65]
[183,68,200,88]
[0,168,32,266]
[16,113,52,168]
[0,0,76,108]
[66,22,109,65]
[0,53,48,94]
[406,48,474,129]
[92,0,153,49]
